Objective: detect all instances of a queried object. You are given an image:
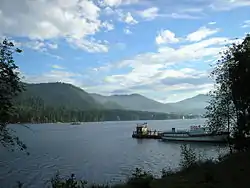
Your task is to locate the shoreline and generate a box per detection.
[47,149,249,188]
[13,117,203,124]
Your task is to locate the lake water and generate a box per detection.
[0,119,228,188]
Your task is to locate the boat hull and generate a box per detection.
[161,134,229,143]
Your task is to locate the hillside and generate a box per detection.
[90,94,124,109]
[16,82,103,110]
[91,93,210,115]
[13,83,193,123]
[169,94,210,114]
[91,93,175,113]
[15,82,210,115]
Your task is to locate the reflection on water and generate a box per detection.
[0,119,229,188]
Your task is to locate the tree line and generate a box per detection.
[13,96,198,123]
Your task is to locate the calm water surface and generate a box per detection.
[0,119,228,188]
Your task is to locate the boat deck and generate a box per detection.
[132,130,163,139]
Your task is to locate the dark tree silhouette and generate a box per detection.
[205,34,250,150]
[0,38,26,150]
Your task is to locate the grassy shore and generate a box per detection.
[47,147,250,188]
[150,150,250,188]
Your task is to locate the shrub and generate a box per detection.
[126,168,154,188]
[51,172,87,188]
[179,144,197,170]
[161,168,175,178]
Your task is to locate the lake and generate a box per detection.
[0,119,228,188]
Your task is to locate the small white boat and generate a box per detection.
[70,122,81,125]
[161,125,229,143]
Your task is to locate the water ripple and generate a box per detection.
[0,119,228,187]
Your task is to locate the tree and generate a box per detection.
[205,34,250,150]
[205,88,236,133]
[228,35,250,150]
[0,38,26,150]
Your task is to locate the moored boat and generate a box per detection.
[70,122,81,125]
[132,122,162,139]
[161,125,229,143]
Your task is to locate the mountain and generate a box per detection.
[16,82,103,110]
[90,93,124,109]
[16,82,210,115]
[169,94,210,114]
[91,93,175,113]
[91,93,210,115]
[14,83,198,123]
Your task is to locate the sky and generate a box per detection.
[0,0,249,103]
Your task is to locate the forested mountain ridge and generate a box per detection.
[91,93,175,113]
[15,82,209,116]
[11,82,203,123]
[16,82,103,110]
[91,93,210,114]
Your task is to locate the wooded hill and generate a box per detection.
[12,82,205,123]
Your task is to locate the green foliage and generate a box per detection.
[126,168,154,188]
[16,83,103,111]
[205,89,236,132]
[179,144,197,170]
[51,173,88,188]
[160,168,175,178]
[205,34,250,151]
[0,38,26,150]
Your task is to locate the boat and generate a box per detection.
[70,122,81,125]
[161,125,229,143]
[132,122,162,139]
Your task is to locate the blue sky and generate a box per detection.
[1,0,249,102]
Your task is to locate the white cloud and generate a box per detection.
[242,20,250,28]
[101,0,138,7]
[24,41,48,52]
[23,40,62,59]
[46,53,63,60]
[23,70,81,85]
[103,7,116,15]
[47,43,58,49]
[186,26,220,42]
[123,12,138,25]
[180,8,203,13]
[209,0,250,11]
[84,34,241,101]
[137,7,159,20]
[102,21,115,31]
[51,64,65,70]
[24,40,58,52]
[23,37,243,102]
[137,8,200,20]
[0,0,108,53]
[66,37,108,53]
[169,13,200,19]
[124,28,132,34]
[208,21,216,25]
[156,30,179,44]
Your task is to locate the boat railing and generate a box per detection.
[136,122,148,127]
[133,130,163,136]
[163,128,189,133]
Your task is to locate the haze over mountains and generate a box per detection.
[17,82,210,115]
[91,93,210,115]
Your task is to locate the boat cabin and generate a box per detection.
[135,123,148,135]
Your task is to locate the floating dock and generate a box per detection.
[132,122,163,139]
